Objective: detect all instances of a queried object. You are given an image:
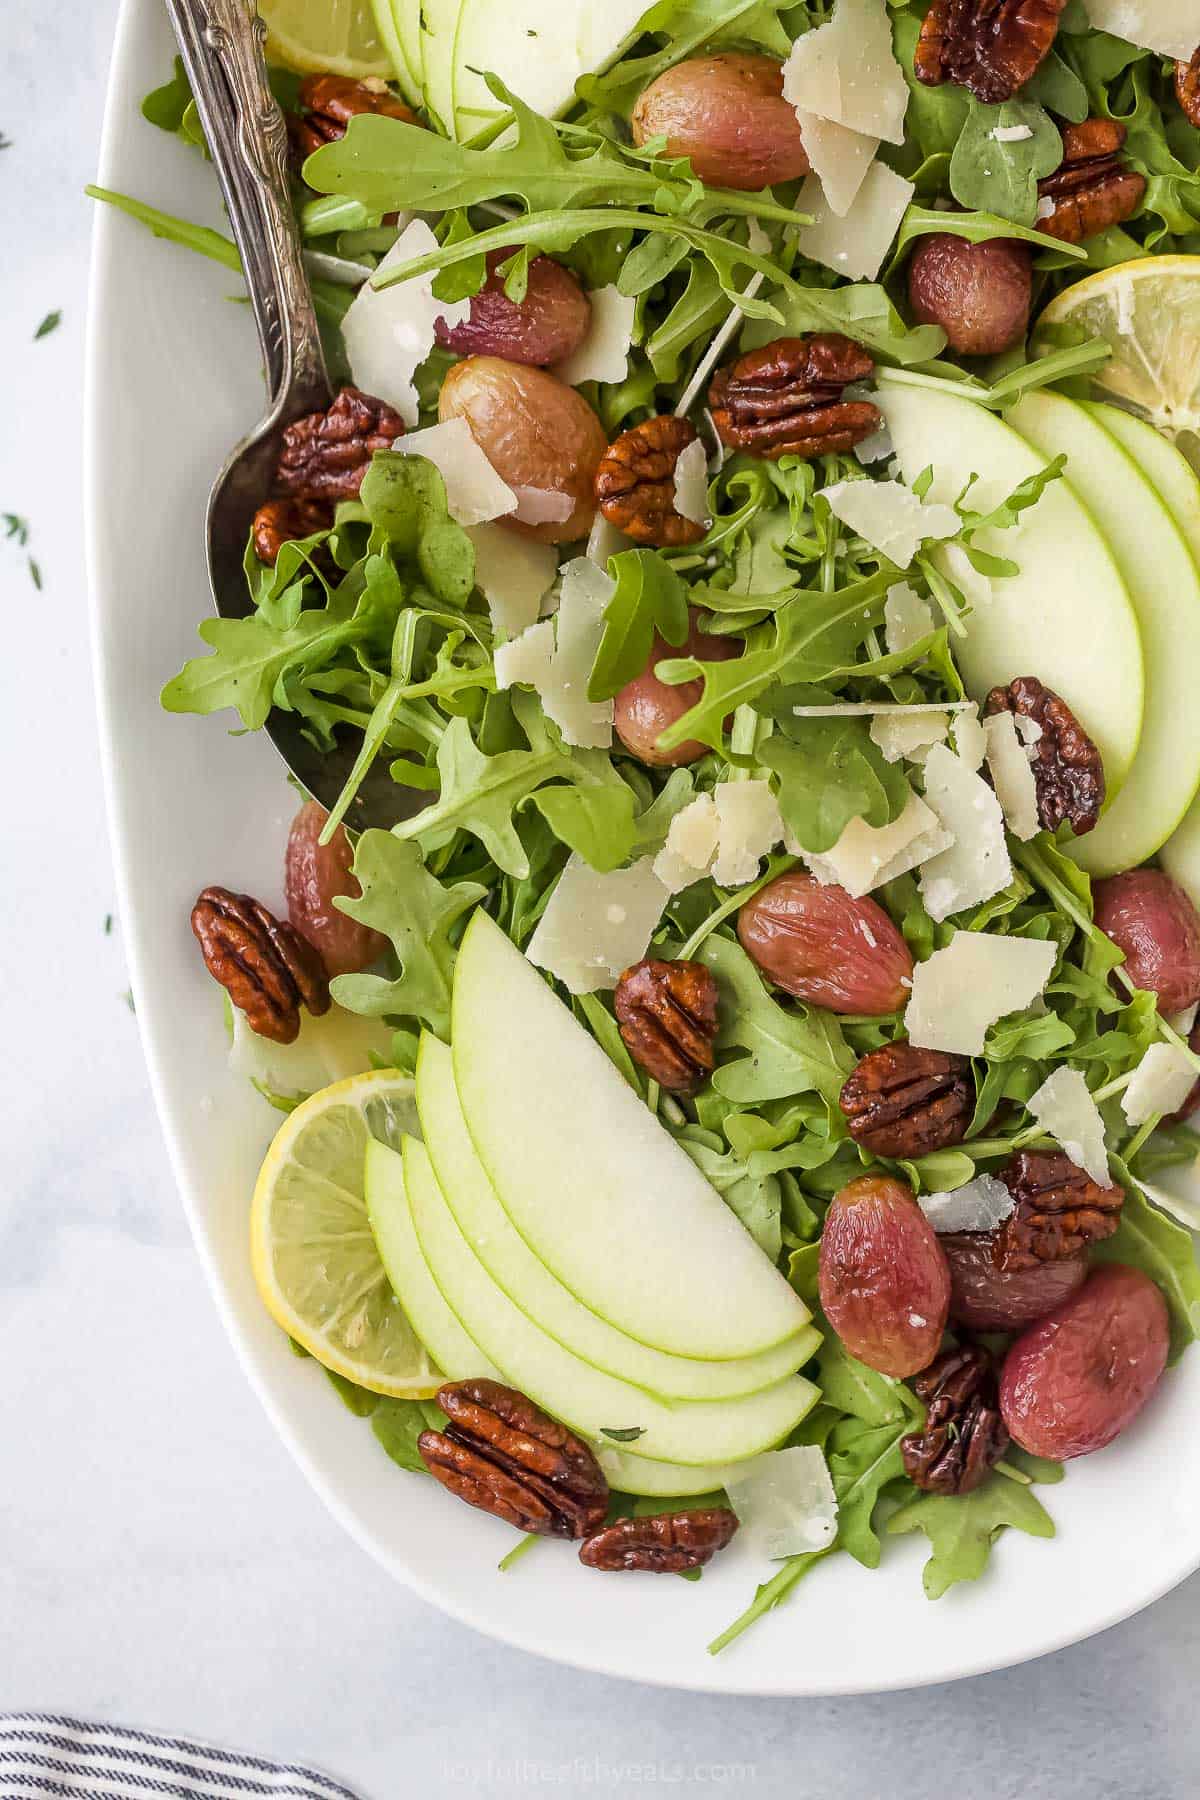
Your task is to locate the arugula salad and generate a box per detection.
[96,0,1200,1649]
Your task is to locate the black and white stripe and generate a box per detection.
[0,1718,361,1800]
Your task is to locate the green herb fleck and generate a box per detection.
[104,914,114,935]
[3,513,28,545]
[600,1426,646,1443]
[122,990,136,1013]
[34,310,62,340]
[28,557,42,590]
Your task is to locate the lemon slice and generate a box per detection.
[1033,256,1200,470]
[259,0,394,80]
[251,1069,442,1396]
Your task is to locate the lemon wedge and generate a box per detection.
[251,1069,442,1397]
[259,0,394,81]
[1033,256,1200,470]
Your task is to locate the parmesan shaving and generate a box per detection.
[792,110,879,217]
[1027,1068,1110,1187]
[919,1175,1015,1235]
[983,711,1041,840]
[494,558,614,747]
[801,792,952,897]
[884,581,934,654]
[712,781,785,887]
[341,220,470,427]
[1080,0,1197,58]
[554,284,636,387]
[1122,1043,1198,1128]
[905,932,1057,1055]
[918,743,1012,920]
[725,1446,838,1559]
[952,704,987,772]
[673,437,712,527]
[822,479,959,569]
[991,124,1033,142]
[468,523,558,638]
[796,163,915,281]
[781,0,909,144]
[526,855,669,993]
[511,486,574,527]
[586,510,633,569]
[391,418,517,527]
[869,710,949,764]
[653,794,721,893]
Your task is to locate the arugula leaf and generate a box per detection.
[678,1132,783,1259]
[746,281,948,366]
[816,1334,922,1430]
[828,1415,911,1568]
[329,833,486,1036]
[161,601,367,728]
[948,98,1063,226]
[525,783,637,872]
[761,719,910,856]
[1095,1166,1200,1363]
[588,550,690,702]
[887,1472,1055,1599]
[700,934,856,1107]
[372,1398,436,1474]
[579,0,788,115]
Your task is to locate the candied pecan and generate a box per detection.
[708,335,880,460]
[1176,50,1200,130]
[983,676,1105,836]
[251,497,334,567]
[839,1043,972,1160]
[901,1344,1009,1495]
[190,886,330,1044]
[913,0,1068,103]
[1036,118,1146,245]
[579,1508,739,1572]
[418,1380,608,1539]
[613,958,719,1095]
[275,386,405,502]
[289,74,416,162]
[594,416,707,547]
[993,1150,1124,1272]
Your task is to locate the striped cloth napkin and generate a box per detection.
[0,1716,362,1800]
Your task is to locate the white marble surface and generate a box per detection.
[3,4,1200,1794]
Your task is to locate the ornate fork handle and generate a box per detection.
[163,0,330,420]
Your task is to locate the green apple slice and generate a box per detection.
[416,1035,816,1400]
[452,0,650,141]
[365,1138,500,1383]
[450,912,811,1361]
[1008,391,1200,876]
[420,0,463,137]
[402,1135,819,1466]
[876,374,1144,796]
[594,1444,743,1499]
[1099,407,1200,909]
[370,0,421,103]
[392,0,425,106]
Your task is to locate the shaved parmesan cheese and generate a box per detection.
[870,709,949,764]
[918,742,1011,920]
[341,220,470,427]
[884,581,934,654]
[823,479,959,570]
[854,418,894,465]
[1081,0,1197,59]
[983,711,1040,840]
[790,701,970,719]
[796,162,915,281]
[991,124,1033,142]
[1014,714,1043,748]
[511,486,574,527]
[586,510,633,569]
[712,781,785,886]
[802,792,951,897]
[920,1175,1015,1235]
[1027,1068,1110,1187]
[1169,1003,1199,1037]
[952,703,987,771]
[554,284,636,387]
[906,932,1057,1055]
[1122,1043,1198,1127]
[495,558,614,748]
[725,1446,838,1559]
[392,418,517,527]
[673,437,711,528]
[792,110,879,217]
[527,855,668,993]
[468,523,558,637]
[653,793,721,893]
[782,0,909,144]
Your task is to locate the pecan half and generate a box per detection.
[914,0,1068,103]
[708,335,880,460]
[190,886,330,1044]
[579,1508,739,1572]
[613,958,719,1095]
[983,676,1105,836]
[290,74,416,163]
[1036,118,1146,245]
[594,416,707,547]
[993,1150,1124,1272]
[1176,50,1200,129]
[839,1043,972,1159]
[275,386,406,502]
[418,1380,608,1538]
[251,497,334,567]
[901,1345,1009,1495]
